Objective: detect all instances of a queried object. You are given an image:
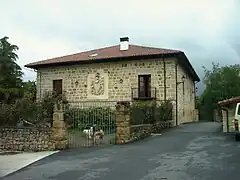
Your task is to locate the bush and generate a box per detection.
[0,91,69,126]
[130,100,173,125]
[64,106,116,132]
[0,98,45,126]
[155,100,173,122]
[130,101,155,125]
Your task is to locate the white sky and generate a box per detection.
[1,0,240,93]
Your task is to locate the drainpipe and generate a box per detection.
[221,108,229,132]
[175,61,178,126]
[38,71,42,101]
[163,58,167,101]
[194,81,198,109]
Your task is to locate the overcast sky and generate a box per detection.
[1,0,240,94]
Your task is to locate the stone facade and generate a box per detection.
[176,64,196,124]
[0,127,54,152]
[36,57,196,125]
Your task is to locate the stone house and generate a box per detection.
[25,37,200,126]
[218,96,240,133]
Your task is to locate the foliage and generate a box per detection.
[0,98,45,126]
[40,91,68,119]
[130,100,173,125]
[22,81,36,102]
[155,100,173,122]
[0,91,68,126]
[64,106,116,132]
[0,36,23,103]
[130,101,155,125]
[199,63,240,119]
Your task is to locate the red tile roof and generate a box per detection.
[25,43,200,81]
[218,96,240,106]
[25,44,181,68]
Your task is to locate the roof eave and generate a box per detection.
[178,52,200,82]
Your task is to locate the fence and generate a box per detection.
[64,101,117,148]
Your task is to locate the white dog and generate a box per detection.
[83,127,94,139]
[83,127,104,143]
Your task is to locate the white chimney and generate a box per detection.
[120,37,129,51]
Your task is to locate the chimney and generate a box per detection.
[120,37,129,51]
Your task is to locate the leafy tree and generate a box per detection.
[0,36,23,103]
[22,81,36,102]
[199,62,240,120]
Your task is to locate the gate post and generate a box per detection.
[115,101,131,144]
[51,102,68,150]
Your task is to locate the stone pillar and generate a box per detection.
[51,103,68,150]
[115,101,131,144]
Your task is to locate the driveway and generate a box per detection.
[2,122,240,180]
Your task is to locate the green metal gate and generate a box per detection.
[64,101,116,148]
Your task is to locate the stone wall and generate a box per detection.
[0,103,68,152]
[129,121,174,142]
[0,127,54,152]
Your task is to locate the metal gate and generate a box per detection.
[64,101,116,148]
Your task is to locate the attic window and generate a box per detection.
[89,53,98,57]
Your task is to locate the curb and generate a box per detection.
[1,151,59,179]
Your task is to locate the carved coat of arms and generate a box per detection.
[90,72,104,96]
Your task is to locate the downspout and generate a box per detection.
[163,57,167,101]
[194,81,198,109]
[175,61,178,126]
[221,108,229,133]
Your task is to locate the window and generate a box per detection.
[138,75,151,98]
[53,79,62,96]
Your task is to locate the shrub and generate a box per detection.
[130,100,173,125]
[0,91,69,126]
[0,98,45,126]
[155,100,173,122]
[64,106,116,132]
[130,101,155,125]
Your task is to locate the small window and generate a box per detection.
[53,79,62,96]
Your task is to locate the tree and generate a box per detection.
[199,62,240,120]
[22,80,36,101]
[0,36,23,103]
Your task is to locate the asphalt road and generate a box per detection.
[2,122,240,180]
